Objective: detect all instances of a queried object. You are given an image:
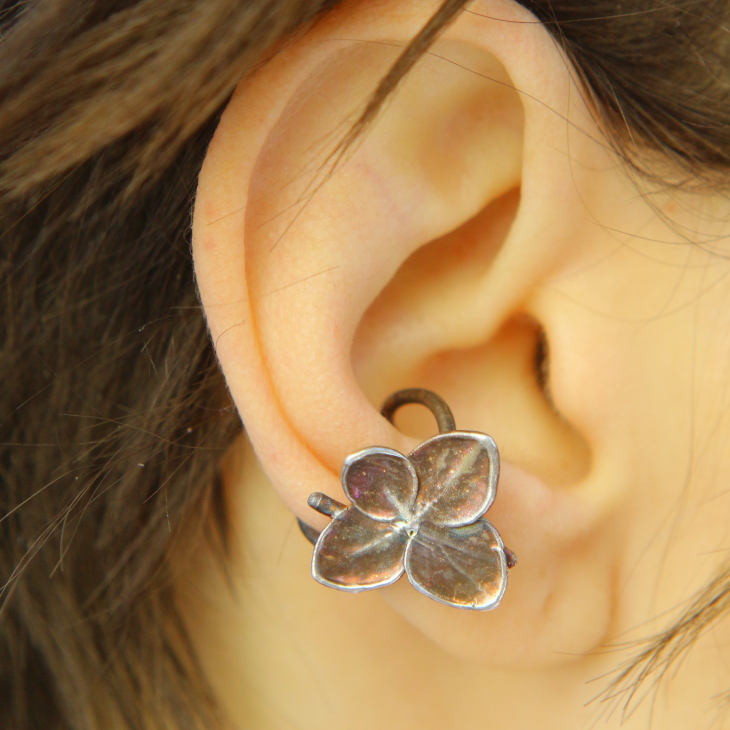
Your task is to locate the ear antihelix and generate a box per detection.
[352,187,522,391]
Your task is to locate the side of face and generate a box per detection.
[190,0,730,690]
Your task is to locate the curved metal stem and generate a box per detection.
[380,388,456,434]
[307,492,346,517]
[297,519,321,546]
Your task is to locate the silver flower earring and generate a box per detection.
[298,389,516,611]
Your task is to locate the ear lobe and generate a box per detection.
[193,1,616,666]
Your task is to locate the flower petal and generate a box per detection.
[312,507,408,591]
[409,432,498,527]
[405,519,507,610]
[342,447,418,521]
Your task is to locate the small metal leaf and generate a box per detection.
[312,508,408,591]
[409,432,499,527]
[342,447,418,522]
[404,518,507,610]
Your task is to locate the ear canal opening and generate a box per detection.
[407,314,590,488]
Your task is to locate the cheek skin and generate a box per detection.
[534,177,730,639]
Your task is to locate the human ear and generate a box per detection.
[192,0,626,667]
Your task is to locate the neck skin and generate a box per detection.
[176,434,729,730]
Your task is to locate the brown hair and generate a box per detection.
[1,1,729,728]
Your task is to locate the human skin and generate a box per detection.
[182,0,730,727]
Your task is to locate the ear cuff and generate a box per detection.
[298,388,515,611]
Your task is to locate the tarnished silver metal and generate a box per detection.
[381,388,456,434]
[301,389,516,610]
